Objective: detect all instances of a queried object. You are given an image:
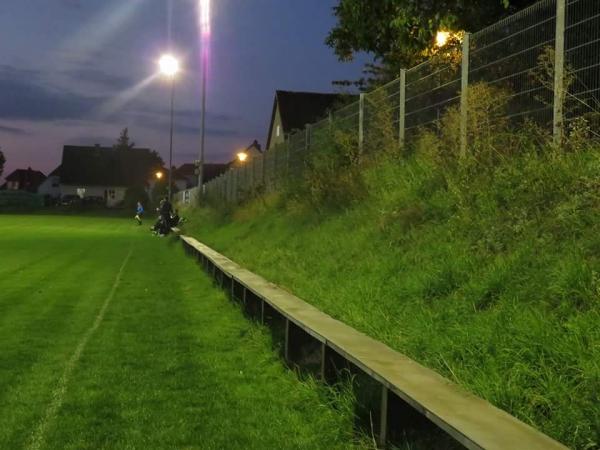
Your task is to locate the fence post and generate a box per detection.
[553,0,566,145]
[285,141,290,178]
[460,32,470,159]
[399,68,406,148]
[234,168,238,203]
[221,175,225,202]
[358,93,365,154]
[262,153,266,192]
[305,124,311,152]
[251,157,255,193]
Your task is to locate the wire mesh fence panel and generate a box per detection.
[365,79,401,135]
[469,0,556,127]
[200,0,600,205]
[565,0,600,129]
[309,118,330,162]
[405,58,462,142]
[364,78,402,152]
[332,100,360,139]
[287,129,308,183]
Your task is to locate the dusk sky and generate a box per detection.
[0,0,368,181]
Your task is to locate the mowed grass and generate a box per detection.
[0,215,371,450]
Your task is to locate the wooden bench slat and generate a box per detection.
[180,236,567,450]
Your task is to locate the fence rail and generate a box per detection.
[186,0,598,207]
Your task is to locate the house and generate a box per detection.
[37,165,61,201]
[4,167,46,192]
[266,90,358,150]
[174,162,230,188]
[59,145,162,207]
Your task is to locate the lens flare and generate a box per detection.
[94,73,158,119]
[159,54,180,77]
[200,0,211,36]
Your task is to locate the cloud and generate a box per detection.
[61,0,82,8]
[0,66,245,138]
[125,106,243,136]
[0,124,29,136]
[0,65,101,121]
[63,68,135,90]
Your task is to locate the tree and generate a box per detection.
[326,0,538,86]
[114,128,135,151]
[0,147,5,178]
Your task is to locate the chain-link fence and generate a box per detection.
[192,0,598,206]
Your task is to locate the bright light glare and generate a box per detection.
[200,0,211,36]
[435,31,450,47]
[159,54,180,77]
[237,152,248,162]
[156,171,164,179]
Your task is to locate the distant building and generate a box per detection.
[37,165,61,201]
[266,90,358,151]
[59,145,161,207]
[174,162,230,188]
[4,167,46,192]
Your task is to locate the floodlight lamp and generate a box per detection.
[159,54,180,77]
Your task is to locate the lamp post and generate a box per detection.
[198,0,210,197]
[159,54,180,202]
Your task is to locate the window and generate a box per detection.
[276,125,280,137]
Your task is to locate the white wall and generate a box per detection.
[38,175,61,198]
[60,184,127,207]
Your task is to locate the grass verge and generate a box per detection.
[182,148,600,449]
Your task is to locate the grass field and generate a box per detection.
[183,148,600,449]
[0,214,372,450]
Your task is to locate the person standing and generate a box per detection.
[135,201,144,225]
[158,197,173,235]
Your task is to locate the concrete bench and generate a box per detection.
[180,235,567,450]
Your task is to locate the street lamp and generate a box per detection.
[435,30,450,47]
[159,54,180,202]
[237,152,248,163]
[155,171,164,180]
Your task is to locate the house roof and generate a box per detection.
[5,167,46,182]
[174,163,196,179]
[48,165,61,177]
[204,163,229,182]
[174,163,230,186]
[60,145,160,187]
[245,139,262,153]
[4,168,46,193]
[266,90,358,149]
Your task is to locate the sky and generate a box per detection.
[0,0,368,181]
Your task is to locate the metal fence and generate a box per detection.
[189,0,598,206]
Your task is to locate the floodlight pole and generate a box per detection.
[168,78,175,202]
[198,50,207,198]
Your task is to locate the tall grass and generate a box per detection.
[183,82,600,448]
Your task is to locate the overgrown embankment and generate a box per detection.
[183,139,600,448]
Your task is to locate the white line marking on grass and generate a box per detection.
[26,248,133,450]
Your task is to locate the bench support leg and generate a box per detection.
[284,318,290,362]
[379,385,388,448]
